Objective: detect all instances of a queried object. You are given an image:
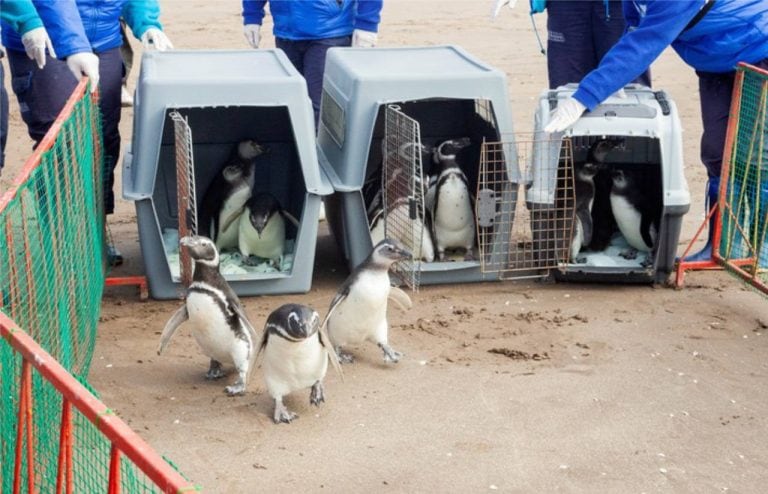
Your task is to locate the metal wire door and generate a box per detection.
[170,110,198,286]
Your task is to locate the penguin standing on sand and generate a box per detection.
[157,235,258,396]
[570,161,599,262]
[198,140,267,251]
[324,239,413,364]
[256,303,342,424]
[238,192,299,268]
[431,137,476,261]
[610,168,661,260]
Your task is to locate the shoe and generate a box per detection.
[107,244,124,267]
[121,85,133,107]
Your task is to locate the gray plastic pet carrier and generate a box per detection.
[123,50,332,299]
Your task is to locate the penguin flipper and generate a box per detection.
[318,327,344,380]
[230,302,259,365]
[321,284,351,329]
[220,207,246,235]
[640,213,654,250]
[388,286,413,311]
[157,305,189,355]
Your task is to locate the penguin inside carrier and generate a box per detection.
[557,134,665,274]
[361,98,501,265]
[156,106,305,278]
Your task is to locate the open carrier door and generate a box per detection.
[382,104,427,290]
[478,135,576,278]
[170,110,198,287]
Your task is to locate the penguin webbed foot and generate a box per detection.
[224,380,246,396]
[206,360,226,380]
[310,381,325,406]
[378,343,403,363]
[242,255,260,267]
[273,398,298,424]
[619,248,638,260]
[463,248,476,262]
[574,255,588,264]
[336,346,355,364]
[640,254,654,269]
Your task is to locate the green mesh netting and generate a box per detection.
[0,89,191,492]
[719,64,768,289]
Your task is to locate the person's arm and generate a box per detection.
[354,0,382,33]
[573,1,705,111]
[31,0,90,58]
[1,0,44,35]
[242,0,268,26]
[123,0,173,51]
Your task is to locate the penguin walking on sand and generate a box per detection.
[255,303,342,424]
[431,137,476,261]
[238,192,299,268]
[157,235,258,396]
[198,140,268,251]
[324,239,413,364]
[610,168,661,261]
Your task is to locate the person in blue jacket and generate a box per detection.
[1,0,173,265]
[494,0,650,89]
[0,0,55,176]
[544,0,768,261]
[242,0,383,126]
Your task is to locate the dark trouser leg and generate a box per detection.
[7,49,78,144]
[97,48,124,215]
[591,0,651,87]
[1,62,8,172]
[546,1,595,89]
[302,36,351,127]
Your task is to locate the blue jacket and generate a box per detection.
[0,0,44,36]
[1,0,163,58]
[242,0,382,40]
[574,0,768,110]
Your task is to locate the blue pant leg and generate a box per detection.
[97,47,124,215]
[697,69,735,179]
[546,1,594,89]
[301,36,351,127]
[1,62,8,172]
[276,38,307,75]
[591,0,651,87]
[6,49,78,144]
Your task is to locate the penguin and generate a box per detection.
[198,140,268,251]
[255,303,342,424]
[570,161,599,263]
[610,168,661,261]
[157,235,258,396]
[238,192,299,268]
[368,196,435,263]
[431,137,476,261]
[324,239,413,364]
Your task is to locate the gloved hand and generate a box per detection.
[244,24,261,49]
[544,97,586,133]
[492,0,518,18]
[66,52,100,93]
[352,29,377,48]
[141,28,174,51]
[612,88,627,99]
[21,27,56,69]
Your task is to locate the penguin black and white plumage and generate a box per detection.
[431,137,476,261]
[369,196,435,263]
[237,192,299,268]
[570,161,599,262]
[255,303,342,424]
[610,168,661,260]
[198,140,267,251]
[157,235,258,396]
[324,239,413,364]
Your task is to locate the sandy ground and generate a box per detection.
[3,1,768,492]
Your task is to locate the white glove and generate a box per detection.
[544,97,587,133]
[141,28,174,51]
[244,24,261,49]
[21,27,56,69]
[66,52,100,93]
[492,0,518,19]
[351,29,377,48]
[612,88,627,99]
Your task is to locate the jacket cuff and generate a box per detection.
[571,87,601,112]
[353,19,378,33]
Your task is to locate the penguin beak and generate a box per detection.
[179,235,196,247]
[396,246,412,260]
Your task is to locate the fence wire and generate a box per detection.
[718,64,768,292]
[0,84,192,492]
